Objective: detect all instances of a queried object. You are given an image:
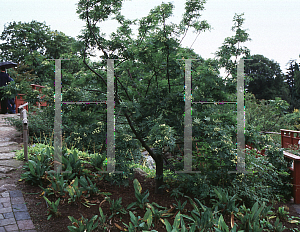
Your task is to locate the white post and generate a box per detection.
[22,109,28,161]
[18,103,29,161]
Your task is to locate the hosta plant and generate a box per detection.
[127,179,150,210]
[43,196,61,220]
[67,215,98,232]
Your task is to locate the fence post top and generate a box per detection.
[18,102,28,110]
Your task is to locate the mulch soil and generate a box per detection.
[11,169,300,232]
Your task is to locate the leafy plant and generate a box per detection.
[259,218,274,230]
[62,164,76,181]
[163,212,189,232]
[43,196,61,220]
[170,188,185,199]
[62,151,84,177]
[273,217,286,232]
[66,177,82,204]
[21,152,51,185]
[277,206,289,221]
[78,175,99,196]
[215,215,241,232]
[183,196,220,231]
[172,199,188,213]
[127,179,150,210]
[210,188,239,215]
[123,209,154,232]
[14,143,53,161]
[67,215,98,232]
[146,202,171,226]
[89,153,106,171]
[97,207,108,231]
[237,202,265,232]
[43,172,68,197]
[105,197,127,219]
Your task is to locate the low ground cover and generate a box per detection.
[15,143,300,231]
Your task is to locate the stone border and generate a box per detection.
[0,190,36,232]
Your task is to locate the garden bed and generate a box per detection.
[11,143,300,231]
[15,170,300,231]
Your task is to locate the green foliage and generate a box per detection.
[210,188,239,215]
[78,176,99,196]
[21,148,52,185]
[172,199,188,213]
[237,202,265,232]
[0,80,22,100]
[146,123,176,150]
[216,13,251,89]
[97,207,108,231]
[146,202,170,226]
[62,151,84,177]
[277,206,289,221]
[43,196,61,220]
[215,215,240,232]
[265,145,293,200]
[67,215,98,232]
[89,153,106,171]
[245,54,287,100]
[123,209,155,232]
[163,212,189,232]
[245,93,290,134]
[170,188,185,199]
[42,173,68,197]
[273,217,286,232]
[184,196,220,231]
[105,197,127,219]
[127,179,150,210]
[0,20,77,85]
[15,143,53,161]
[284,60,300,111]
[66,177,82,204]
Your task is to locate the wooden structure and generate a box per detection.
[281,129,300,150]
[281,129,300,204]
[0,84,46,113]
[30,84,47,108]
[245,144,265,157]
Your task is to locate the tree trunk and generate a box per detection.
[155,154,164,194]
[122,110,165,194]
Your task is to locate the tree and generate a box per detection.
[0,20,77,85]
[285,59,300,110]
[216,13,251,94]
[76,0,217,193]
[245,54,287,100]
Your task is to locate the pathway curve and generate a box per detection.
[0,114,36,232]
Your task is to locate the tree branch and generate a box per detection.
[115,74,132,101]
[145,70,157,96]
[85,2,109,59]
[114,92,158,162]
[83,53,107,86]
[179,28,188,46]
[127,69,141,97]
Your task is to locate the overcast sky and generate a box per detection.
[1,0,299,74]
